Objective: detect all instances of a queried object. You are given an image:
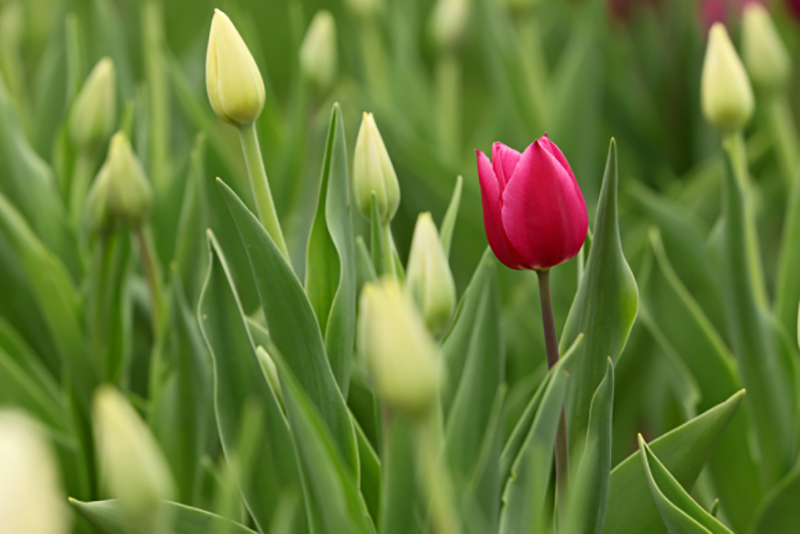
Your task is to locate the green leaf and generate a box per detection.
[775,170,800,344]
[355,235,377,297]
[197,232,302,533]
[560,138,638,451]
[439,175,462,258]
[0,74,79,278]
[217,178,358,476]
[752,460,800,534]
[638,228,761,530]
[379,414,424,534]
[150,266,213,505]
[305,103,357,395]
[500,334,584,484]
[69,499,257,534]
[271,345,376,534]
[719,142,795,486]
[638,436,732,534]
[355,416,382,525]
[602,390,745,534]
[0,191,95,405]
[444,252,504,526]
[567,357,614,534]
[499,344,578,534]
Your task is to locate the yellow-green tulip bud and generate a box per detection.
[69,58,116,151]
[353,112,400,222]
[742,3,790,93]
[300,11,337,91]
[0,411,70,534]
[358,279,442,416]
[701,23,754,132]
[345,0,382,19]
[430,0,470,50]
[93,387,174,530]
[84,162,114,234]
[205,9,266,126]
[105,132,153,228]
[406,213,456,334]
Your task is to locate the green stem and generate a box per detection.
[414,412,460,534]
[536,269,569,516]
[435,52,460,165]
[136,226,164,340]
[774,159,800,340]
[238,121,291,263]
[766,95,798,189]
[723,131,768,310]
[142,0,170,195]
[381,222,396,279]
[69,150,96,229]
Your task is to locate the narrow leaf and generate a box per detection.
[440,175,462,258]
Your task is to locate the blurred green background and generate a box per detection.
[3,0,800,468]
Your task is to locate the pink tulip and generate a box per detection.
[476,135,588,271]
[786,0,800,21]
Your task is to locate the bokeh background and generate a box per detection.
[2,0,799,470]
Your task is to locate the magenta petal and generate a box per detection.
[476,150,523,270]
[501,141,588,270]
[539,135,577,183]
[491,142,522,191]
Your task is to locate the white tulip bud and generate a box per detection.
[105,132,153,228]
[701,23,754,132]
[300,11,337,91]
[69,58,117,150]
[353,112,400,222]
[742,3,790,93]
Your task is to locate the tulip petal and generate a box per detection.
[539,135,577,183]
[476,150,523,269]
[492,142,522,190]
[502,141,588,270]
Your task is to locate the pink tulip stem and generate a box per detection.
[536,268,569,515]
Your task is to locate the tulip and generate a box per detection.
[701,23,754,132]
[788,0,800,21]
[299,11,337,91]
[105,132,153,229]
[94,387,174,532]
[358,279,441,416]
[353,112,400,223]
[405,213,457,334]
[430,0,470,50]
[742,3,790,93]
[0,411,70,534]
[475,135,588,271]
[205,9,266,126]
[345,0,383,19]
[84,162,114,234]
[69,57,116,151]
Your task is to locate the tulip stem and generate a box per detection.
[238,121,291,264]
[414,411,461,534]
[69,150,97,229]
[536,269,569,516]
[765,95,798,189]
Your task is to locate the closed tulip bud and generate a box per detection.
[358,280,442,416]
[742,3,790,93]
[105,132,153,228]
[345,0,383,19]
[84,162,114,234]
[299,11,337,91]
[94,387,174,529]
[701,23,754,132]
[205,9,266,126]
[353,112,400,222]
[405,213,456,334]
[69,58,116,150]
[430,0,470,50]
[476,135,588,271]
[0,412,70,534]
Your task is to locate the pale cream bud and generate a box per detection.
[430,0,470,50]
[69,58,117,150]
[701,23,754,132]
[353,112,400,222]
[358,280,442,416]
[300,11,337,91]
[105,132,153,228]
[405,213,456,334]
[742,3,790,93]
[205,9,266,126]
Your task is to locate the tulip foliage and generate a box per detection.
[3,1,800,534]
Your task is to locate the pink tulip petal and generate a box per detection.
[539,135,577,183]
[501,141,588,270]
[492,142,522,191]
[476,150,524,270]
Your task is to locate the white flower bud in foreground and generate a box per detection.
[358,279,442,416]
[0,411,70,534]
[406,213,456,334]
[69,57,116,151]
[300,11,337,91]
[353,112,400,222]
[742,3,790,93]
[701,23,754,132]
[430,0,470,50]
[94,387,174,528]
[205,9,266,126]
[105,132,153,228]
